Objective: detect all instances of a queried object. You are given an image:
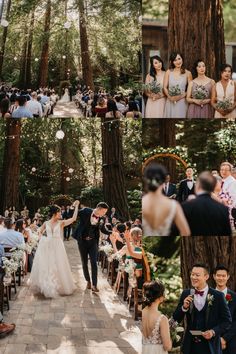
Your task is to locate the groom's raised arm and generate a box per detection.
[173,290,190,323]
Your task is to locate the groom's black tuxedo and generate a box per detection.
[181,193,232,236]
[222,289,236,354]
[173,288,232,354]
[177,179,195,203]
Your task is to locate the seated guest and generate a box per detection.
[12,96,33,118]
[126,101,142,118]
[0,218,25,247]
[26,92,43,117]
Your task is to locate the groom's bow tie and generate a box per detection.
[92,213,99,219]
[195,289,204,296]
[187,179,193,182]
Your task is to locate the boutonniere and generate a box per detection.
[207,294,214,306]
[225,293,232,304]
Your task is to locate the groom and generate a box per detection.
[173,263,231,354]
[73,201,109,292]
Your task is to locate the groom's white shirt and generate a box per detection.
[222,175,236,207]
[194,285,209,311]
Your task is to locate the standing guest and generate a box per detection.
[177,167,195,203]
[187,60,215,118]
[220,162,236,229]
[26,92,43,117]
[145,55,166,118]
[4,208,9,218]
[163,52,192,118]
[213,265,236,354]
[95,97,107,118]
[114,96,127,115]
[173,264,232,354]
[163,174,177,199]
[11,207,19,222]
[21,206,29,218]
[212,64,236,119]
[0,218,25,247]
[0,217,6,232]
[12,96,33,118]
[62,205,73,241]
[0,97,11,118]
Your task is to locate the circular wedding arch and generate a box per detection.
[49,194,74,206]
[143,153,188,172]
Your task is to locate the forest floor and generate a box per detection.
[0,239,141,354]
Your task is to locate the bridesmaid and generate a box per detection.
[145,55,166,118]
[186,59,215,118]
[211,64,236,119]
[163,52,192,118]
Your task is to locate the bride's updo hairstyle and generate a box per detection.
[144,163,168,192]
[49,204,61,218]
[143,280,165,307]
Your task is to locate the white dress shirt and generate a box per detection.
[187,179,194,190]
[216,287,227,296]
[194,285,209,311]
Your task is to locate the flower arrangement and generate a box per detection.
[24,233,39,254]
[143,81,162,95]
[216,98,233,111]
[169,317,184,345]
[192,85,209,100]
[168,85,182,97]
[2,247,24,277]
[99,242,114,261]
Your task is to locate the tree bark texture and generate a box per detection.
[38,0,51,87]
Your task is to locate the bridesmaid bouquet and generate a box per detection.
[143,81,162,96]
[168,85,182,104]
[216,98,233,111]
[192,85,209,107]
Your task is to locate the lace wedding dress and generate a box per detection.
[143,199,177,236]
[143,315,169,354]
[59,88,70,103]
[28,221,76,298]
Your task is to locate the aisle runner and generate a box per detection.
[0,239,141,354]
[49,101,82,118]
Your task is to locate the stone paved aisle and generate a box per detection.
[0,240,141,354]
[49,101,82,118]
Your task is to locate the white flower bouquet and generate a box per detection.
[168,84,182,97]
[99,242,114,259]
[192,85,209,100]
[143,81,162,94]
[216,98,233,111]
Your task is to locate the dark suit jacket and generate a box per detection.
[222,289,236,354]
[164,183,177,198]
[62,209,73,220]
[72,208,100,242]
[173,288,232,354]
[177,179,195,203]
[181,193,232,236]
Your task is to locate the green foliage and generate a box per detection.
[80,186,104,207]
[127,189,141,218]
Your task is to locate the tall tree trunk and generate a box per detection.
[38,0,51,87]
[60,118,68,194]
[18,21,28,88]
[78,0,94,90]
[0,0,11,79]
[101,118,130,220]
[158,119,177,179]
[25,10,35,87]
[0,119,22,213]
[181,237,236,290]
[168,0,225,80]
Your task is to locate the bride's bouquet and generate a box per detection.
[216,98,233,111]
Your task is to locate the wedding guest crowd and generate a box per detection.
[144,53,236,119]
[143,162,236,236]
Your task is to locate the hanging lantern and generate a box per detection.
[66,177,70,182]
[68,168,74,173]
[31,167,36,172]
[55,130,65,139]
[62,55,66,59]
[1,20,9,27]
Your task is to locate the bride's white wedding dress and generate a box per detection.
[28,221,76,298]
[143,199,177,236]
[59,88,70,103]
[142,315,169,354]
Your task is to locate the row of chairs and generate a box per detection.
[98,249,151,321]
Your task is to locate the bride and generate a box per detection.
[142,280,172,354]
[142,163,191,236]
[59,87,70,103]
[28,201,79,298]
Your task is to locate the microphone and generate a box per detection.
[189,288,195,313]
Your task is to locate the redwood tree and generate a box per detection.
[38,0,51,87]
[0,0,11,79]
[181,237,236,290]
[0,119,22,212]
[168,0,225,80]
[78,0,94,90]
[101,118,129,220]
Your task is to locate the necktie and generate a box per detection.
[195,289,204,296]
